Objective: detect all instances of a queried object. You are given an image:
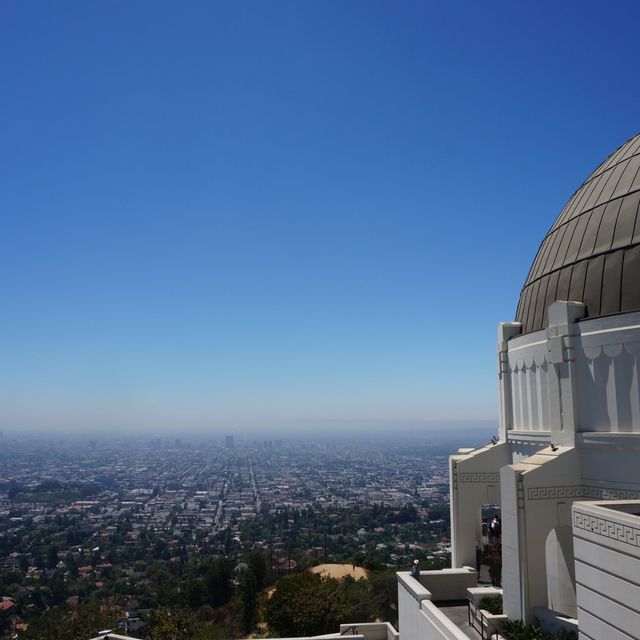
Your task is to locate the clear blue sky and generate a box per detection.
[2,1,640,433]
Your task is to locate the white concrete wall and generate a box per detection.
[576,312,640,433]
[450,442,510,567]
[397,573,431,640]
[578,435,640,494]
[499,463,523,621]
[419,600,469,640]
[338,623,398,640]
[419,567,477,601]
[545,525,576,617]
[506,309,640,436]
[396,572,469,640]
[533,606,578,637]
[501,446,581,622]
[507,331,552,432]
[573,501,640,640]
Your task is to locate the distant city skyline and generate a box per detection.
[3,1,640,432]
[0,419,496,438]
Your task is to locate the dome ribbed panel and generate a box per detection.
[516,133,640,334]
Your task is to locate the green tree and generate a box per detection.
[266,572,372,637]
[204,557,233,607]
[183,577,207,610]
[47,545,59,569]
[149,607,201,640]
[22,602,118,640]
[238,567,258,633]
[337,575,374,623]
[370,570,398,627]
[49,569,68,605]
[246,549,268,589]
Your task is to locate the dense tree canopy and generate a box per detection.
[21,602,118,640]
[265,571,388,637]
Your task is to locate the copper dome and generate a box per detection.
[516,133,640,334]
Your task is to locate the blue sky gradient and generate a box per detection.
[2,1,640,432]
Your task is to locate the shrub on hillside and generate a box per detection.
[265,572,373,637]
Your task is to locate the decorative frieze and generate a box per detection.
[506,312,640,434]
[573,511,640,548]
[527,485,640,501]
[458,473,500,483]
[581,486,640,500]
[527,486,584,500]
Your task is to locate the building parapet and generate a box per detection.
[90,634,367,640]
[573,500,640,640]
[339,622,398,640]
[397,570,475,640]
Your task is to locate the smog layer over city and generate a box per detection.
[0,429,487,638]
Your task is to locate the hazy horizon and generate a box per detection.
[0,419,496,440]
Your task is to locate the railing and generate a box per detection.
[90,633,366,640]
[339,622,398,640]
[340,626,358,636]
[467,603,506,640]
[466,587,506,640]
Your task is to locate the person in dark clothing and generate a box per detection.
[488,545,502,587]
[490,516,501,540]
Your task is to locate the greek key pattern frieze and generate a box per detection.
[458,473,500,483]
[527,486,584,500]
[582,486,640,500]
[527,485,640,500]
[573,512,640,548]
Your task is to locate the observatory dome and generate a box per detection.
[516,133,640,334]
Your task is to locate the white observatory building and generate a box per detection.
[450,131,640,639]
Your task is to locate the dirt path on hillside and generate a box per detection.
[309,563,369,580]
